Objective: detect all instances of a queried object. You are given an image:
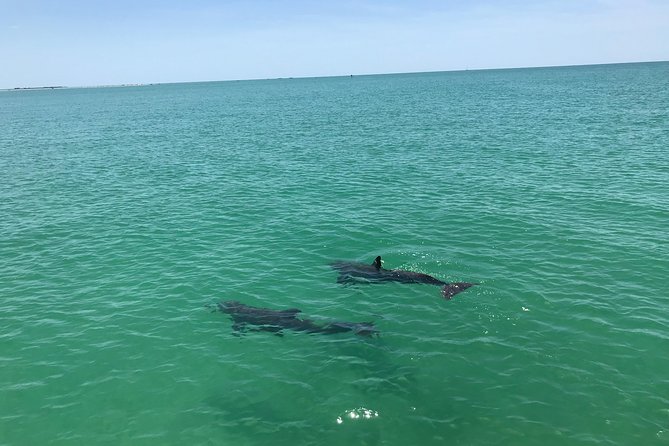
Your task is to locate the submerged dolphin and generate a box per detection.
[216,301,378,337]
[331,256,476,299]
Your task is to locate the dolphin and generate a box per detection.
[215,301,378,337]
[331,256,476,299]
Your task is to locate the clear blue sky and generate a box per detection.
[1,0,667,88]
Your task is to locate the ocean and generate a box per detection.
[1,62,668,445]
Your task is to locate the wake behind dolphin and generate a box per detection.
[331,256,476,299]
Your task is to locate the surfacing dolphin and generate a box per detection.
[331,256,476,299]
[215,301,378,337]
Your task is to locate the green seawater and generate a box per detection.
[1,62,668,445]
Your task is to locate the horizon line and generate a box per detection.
[2,59,667,91]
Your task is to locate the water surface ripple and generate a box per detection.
[1,62,669,445]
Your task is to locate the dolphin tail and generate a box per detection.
[441,282,476,300]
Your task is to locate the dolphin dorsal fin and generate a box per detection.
[372,256,382,270]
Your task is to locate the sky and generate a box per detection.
[1,0,668,88]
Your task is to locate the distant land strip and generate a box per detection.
[9,86,65,90]
[2,84,151,91]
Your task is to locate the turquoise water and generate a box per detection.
[1,62,668,445]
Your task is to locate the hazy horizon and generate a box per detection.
[2,0,668,90]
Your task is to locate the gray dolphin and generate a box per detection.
[216,301,378,337]
[331,256,476,299]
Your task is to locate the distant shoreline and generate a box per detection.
[1,83,151,92]
[9,86,65,91]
